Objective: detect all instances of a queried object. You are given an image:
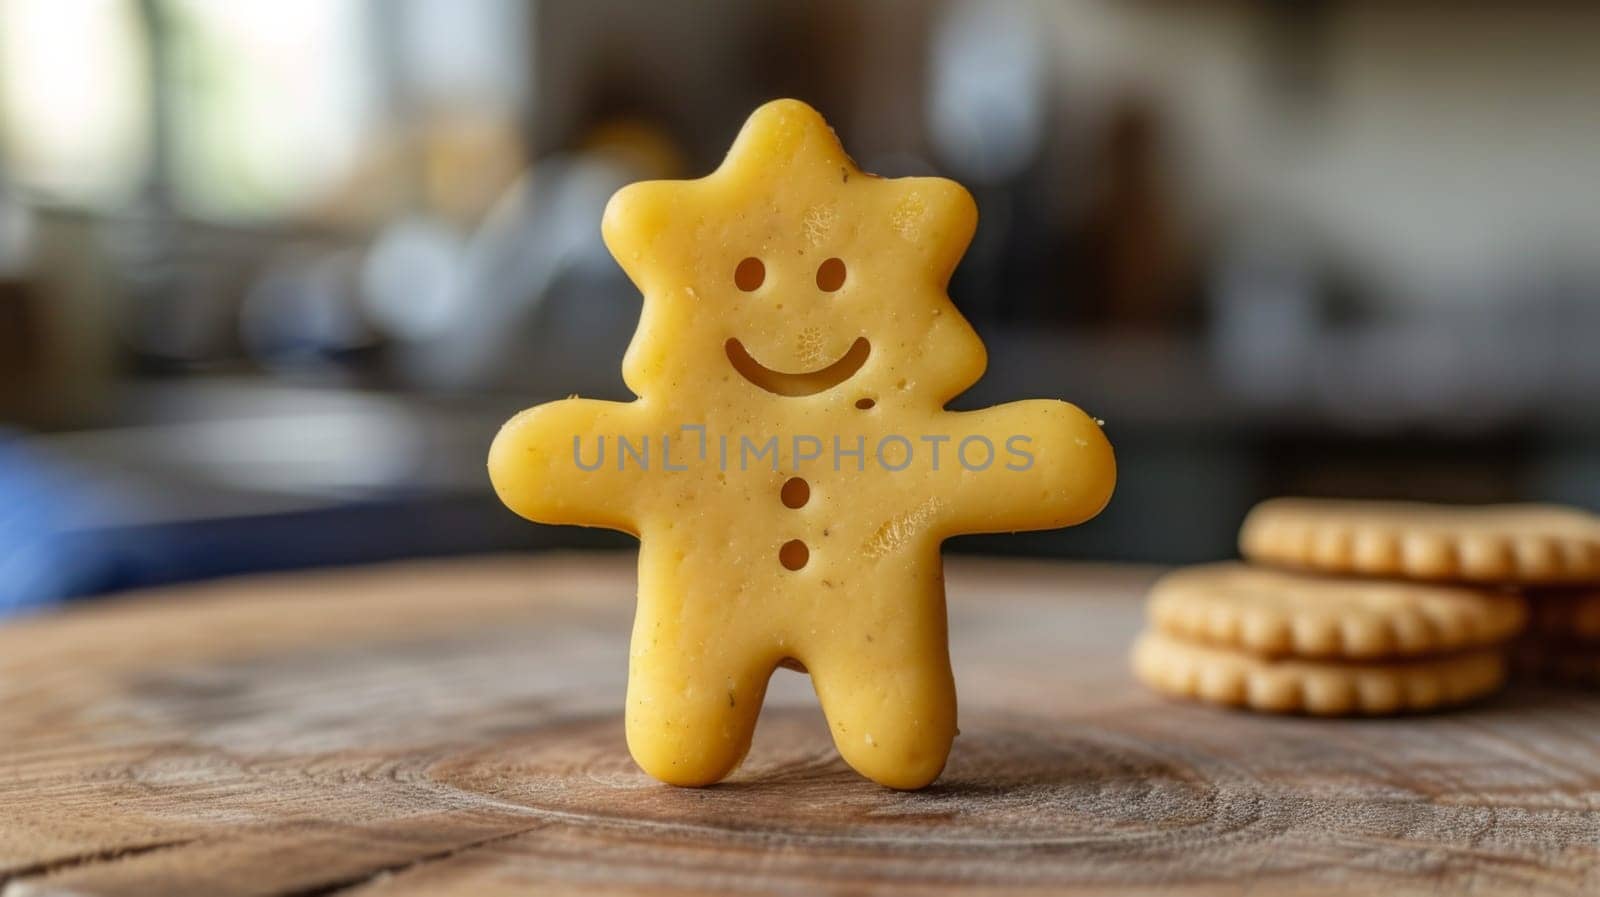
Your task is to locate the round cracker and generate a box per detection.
[1132,629,1506,716]
[1147,563,1525,660]
[1239,498,1600,585]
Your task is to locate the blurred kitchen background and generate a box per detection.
[1,0,1597,613]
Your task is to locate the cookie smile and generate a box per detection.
[725,337,871,396]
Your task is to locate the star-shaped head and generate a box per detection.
[602,99,986,409]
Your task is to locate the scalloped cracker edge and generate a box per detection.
[1240,499,1600,585]
[1148,562,1526,660]
[1132,630,1506,716]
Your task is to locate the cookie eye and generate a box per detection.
[816,257,846,292]
[735,257,765,291]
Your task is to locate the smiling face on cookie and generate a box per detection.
[601,100,987,412]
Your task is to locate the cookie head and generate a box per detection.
[602,99,986,409]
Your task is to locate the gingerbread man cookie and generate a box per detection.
[489,100,1115,789]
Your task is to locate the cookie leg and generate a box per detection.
[808,617,957,790]
[624,620,772,787]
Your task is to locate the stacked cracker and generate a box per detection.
[1133,499,1600,715]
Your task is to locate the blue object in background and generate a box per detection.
[0,435,127,614]
[0,428,627,619]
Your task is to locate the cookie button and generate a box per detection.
[779,539,809,570]
[780,477,809,509]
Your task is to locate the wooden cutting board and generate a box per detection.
[1,553,1597,896]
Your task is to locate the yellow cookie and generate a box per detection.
[488,100,1116,789]
[1132,630,1506,715]
[1240,498,1600,585]
[1147,563,1525,660]
[1523,588,1600,642]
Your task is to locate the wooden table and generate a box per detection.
[2,554,1598,897]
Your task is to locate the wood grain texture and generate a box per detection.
[2,553,1599,897]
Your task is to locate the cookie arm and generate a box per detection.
[487,398,652,535]
[932,400,1116,537]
